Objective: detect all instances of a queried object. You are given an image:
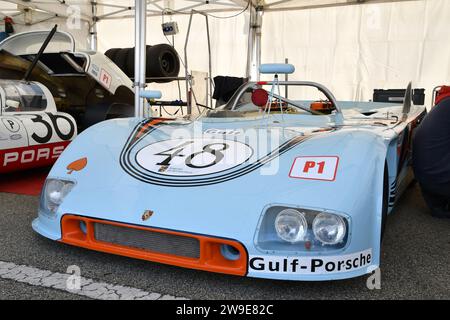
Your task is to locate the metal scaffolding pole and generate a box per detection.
[134,0,147,117]
[90,0,98,52]
[247,6,263,81]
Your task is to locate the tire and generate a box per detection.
[380,162,389,243]
[126,47,138,78]
[104,48,120,61]
[146,44,180,82]
[115,49,130,76]
[105,48,130,77]
[125,44,180,81]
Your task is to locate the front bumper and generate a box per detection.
[33,212,378,281]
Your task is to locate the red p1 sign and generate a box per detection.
[99,69,112,89]
[289,156,339,181]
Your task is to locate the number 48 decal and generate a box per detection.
[135,138,253,177]
[155,140,230,169]
[289,156,339,181]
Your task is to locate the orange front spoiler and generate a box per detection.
[60,215,248,277]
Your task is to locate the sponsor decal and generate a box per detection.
[91,64,100,77]
[0,142,69,173]
[204,128,243,136]
[67,157,88,174]
[141,210,154,221]
[249,249,372,275]
[119,119,310,187]
[289,156,339,181]
[1,118,20,133]
[99,69,112,89]
[10,134,22,141]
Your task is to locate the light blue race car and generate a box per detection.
[32,79,426,281]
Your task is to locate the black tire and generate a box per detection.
[380,162,389,243]
[125,44,180,81]
[147,44,180,82]
[104,48,120,61]
[115,49,130,76]
[126,47,138,78]
[105,48,130,77]
[107,44,180,81]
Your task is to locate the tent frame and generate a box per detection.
[0,0,425,116]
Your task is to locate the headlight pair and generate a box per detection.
[41,179,75,214]
[274,209,346,246]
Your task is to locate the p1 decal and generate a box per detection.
[100,69,112,89]
[249,249,372,275]
[289,156,339,181]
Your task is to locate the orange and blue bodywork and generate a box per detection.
[33,83,426,281]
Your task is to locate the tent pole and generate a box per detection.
[247,6,263,81]
[90,0,98,52]
[246,5,256,79]
[134,0,147,117]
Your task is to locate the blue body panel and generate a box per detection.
[33,103,425,281]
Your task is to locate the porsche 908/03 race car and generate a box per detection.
[32,79,426,281]
[0,80,76,173]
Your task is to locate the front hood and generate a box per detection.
[119,117,321,187]
[51,117,386,240]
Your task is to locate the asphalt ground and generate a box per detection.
[0,182,449,300]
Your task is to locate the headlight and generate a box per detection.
[274,209,308,243]
[42,179,75,214]
[312,212,346,245]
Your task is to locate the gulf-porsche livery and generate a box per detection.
[33,79,426,281]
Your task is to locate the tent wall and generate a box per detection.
[2,0,450,105]
[262,0,450,103]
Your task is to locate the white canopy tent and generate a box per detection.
[0,0,449,107]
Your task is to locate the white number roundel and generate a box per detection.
[135,138,253,176]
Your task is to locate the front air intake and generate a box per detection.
[60,215,248,276]
[94,222,200,259]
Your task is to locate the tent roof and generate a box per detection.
[0,0,421,23]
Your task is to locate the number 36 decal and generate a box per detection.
[19,113,76,144]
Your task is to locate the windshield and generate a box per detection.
[1,80,47,113]
[207,81,338,118]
